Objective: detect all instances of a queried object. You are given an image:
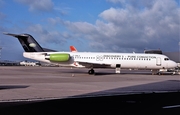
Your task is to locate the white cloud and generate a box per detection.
[53,0,180,52]
[99,7,129,25]
[48,17,96,34]
[15,0,54,12]
[107,0,125,4]
[8,0,180,53]
[27,24,63,43]
[107,0,155,9]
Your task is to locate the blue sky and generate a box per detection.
[0,0,179,61]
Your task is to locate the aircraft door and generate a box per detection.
[115,64,121,73]
[156,57,161,66]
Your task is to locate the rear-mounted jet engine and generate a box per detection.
[45,53,70,62]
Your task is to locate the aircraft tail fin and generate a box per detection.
[70,46,78,52]
[4,33,44,52]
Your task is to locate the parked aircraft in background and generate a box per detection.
[70,46,78,52]
[4,33,177,75]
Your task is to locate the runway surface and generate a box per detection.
[0,66,180,114]
[0,66,179,101]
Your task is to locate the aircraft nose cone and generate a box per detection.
[168,61,177,68]
[175,62,178,67]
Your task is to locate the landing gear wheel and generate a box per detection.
[88,69,95,75]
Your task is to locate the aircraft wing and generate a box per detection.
[77,61,111,68]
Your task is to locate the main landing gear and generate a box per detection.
[88,69,95,75]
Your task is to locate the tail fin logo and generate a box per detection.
[29,43,36,47]
[4,33,44,52]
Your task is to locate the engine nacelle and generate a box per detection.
[45,53,70,62]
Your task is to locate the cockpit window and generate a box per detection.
[164,58,169,61]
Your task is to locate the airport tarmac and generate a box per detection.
[0,66,180,102]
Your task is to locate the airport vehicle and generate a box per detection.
[4,33,177,74]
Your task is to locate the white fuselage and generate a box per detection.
[23,52,177,70]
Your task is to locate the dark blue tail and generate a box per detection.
[4,33,56,52]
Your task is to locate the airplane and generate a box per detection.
[69,45,179,74]
[4,33,177,75]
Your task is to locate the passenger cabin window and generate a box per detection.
[164,58,169,61]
